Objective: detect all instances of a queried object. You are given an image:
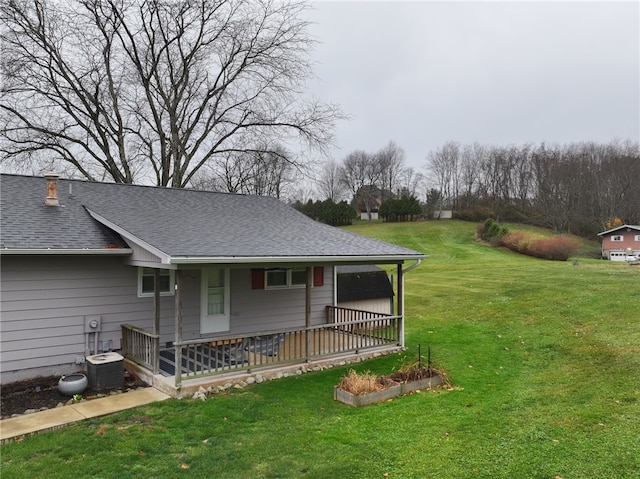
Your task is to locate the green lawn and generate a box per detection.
[2,220,639,478]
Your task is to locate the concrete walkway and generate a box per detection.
[0,387,170,444]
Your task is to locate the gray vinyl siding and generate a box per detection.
[228,266,334,335]
[0,256,173,383]
[0,259,335,383]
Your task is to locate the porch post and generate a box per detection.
[397,263,404,347]
[174,269,183,388]
[153,270,161,335]
[305,266,312,362]
[153,269,161,373]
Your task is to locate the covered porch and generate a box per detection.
[122,305,402,392]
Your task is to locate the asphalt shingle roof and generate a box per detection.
[1,174,424,261]
[0,174,127,250]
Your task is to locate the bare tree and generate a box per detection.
[425,140,459,208]
[397,167,424,198]
[377,140,405,197]
[458,142,484,209]
[316,159,345,201]
[1,0,342,187]
[191,144,297,198]
[339,149,383,220]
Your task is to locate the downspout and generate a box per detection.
[398,259,422,348]
[402,258,422,274]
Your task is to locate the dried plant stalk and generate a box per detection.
[337,370,387,395]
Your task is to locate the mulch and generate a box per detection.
[1,372,149,419]
[387,366,440,383]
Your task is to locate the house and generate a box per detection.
[432,210,453,220]
[336,265,394,315]
[0,174,425,395]
[353,185,394,221]
[597,224,640,261]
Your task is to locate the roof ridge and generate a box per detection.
[0,173,272,199]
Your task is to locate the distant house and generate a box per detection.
[0,174,424,395]
[354,185,394,221]
[432,210,453,220]
[336,265,394,315]
[360,210,379,221]
[597,224,640,261]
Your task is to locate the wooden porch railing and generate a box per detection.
[121,324,160,373]
[120,306,402,387]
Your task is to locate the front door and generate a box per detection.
[201,268,230,334]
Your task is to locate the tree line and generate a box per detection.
[425,140,640,236]
[305,138,639,236]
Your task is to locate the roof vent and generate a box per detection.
[45,173,60,206]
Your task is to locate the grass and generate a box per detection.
[2,220,639,478]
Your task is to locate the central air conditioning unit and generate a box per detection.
[86,352,124,392]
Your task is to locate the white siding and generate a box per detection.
[337,298,392,315]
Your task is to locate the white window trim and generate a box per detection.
[611,235,624,242]
[635,235,640,242]
[265,268,308,290]
[137,268,175,298]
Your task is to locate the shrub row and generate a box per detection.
[379,195,422,222]
[293,199,356,226]
[501,231,580,261]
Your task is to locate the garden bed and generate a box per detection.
[334,366,446,407]
[0,372,148,419]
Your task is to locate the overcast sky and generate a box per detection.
[303,0,640,171]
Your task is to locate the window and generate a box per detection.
[291,269,307,286]
[611,235,624,242]
[206,269,226,315]
[252,267,324,290]
[266,269,288,288]
[138,268,174,297]
[266,268,307,289]
[635,235,640,242]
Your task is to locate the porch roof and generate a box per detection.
[1,174,425,264]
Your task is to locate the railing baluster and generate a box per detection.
[122,308,400,381]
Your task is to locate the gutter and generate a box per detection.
[1,248,133,255]
[170,254,426,265]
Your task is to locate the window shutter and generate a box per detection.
[313,267,324,287]
[251,269,265,289]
